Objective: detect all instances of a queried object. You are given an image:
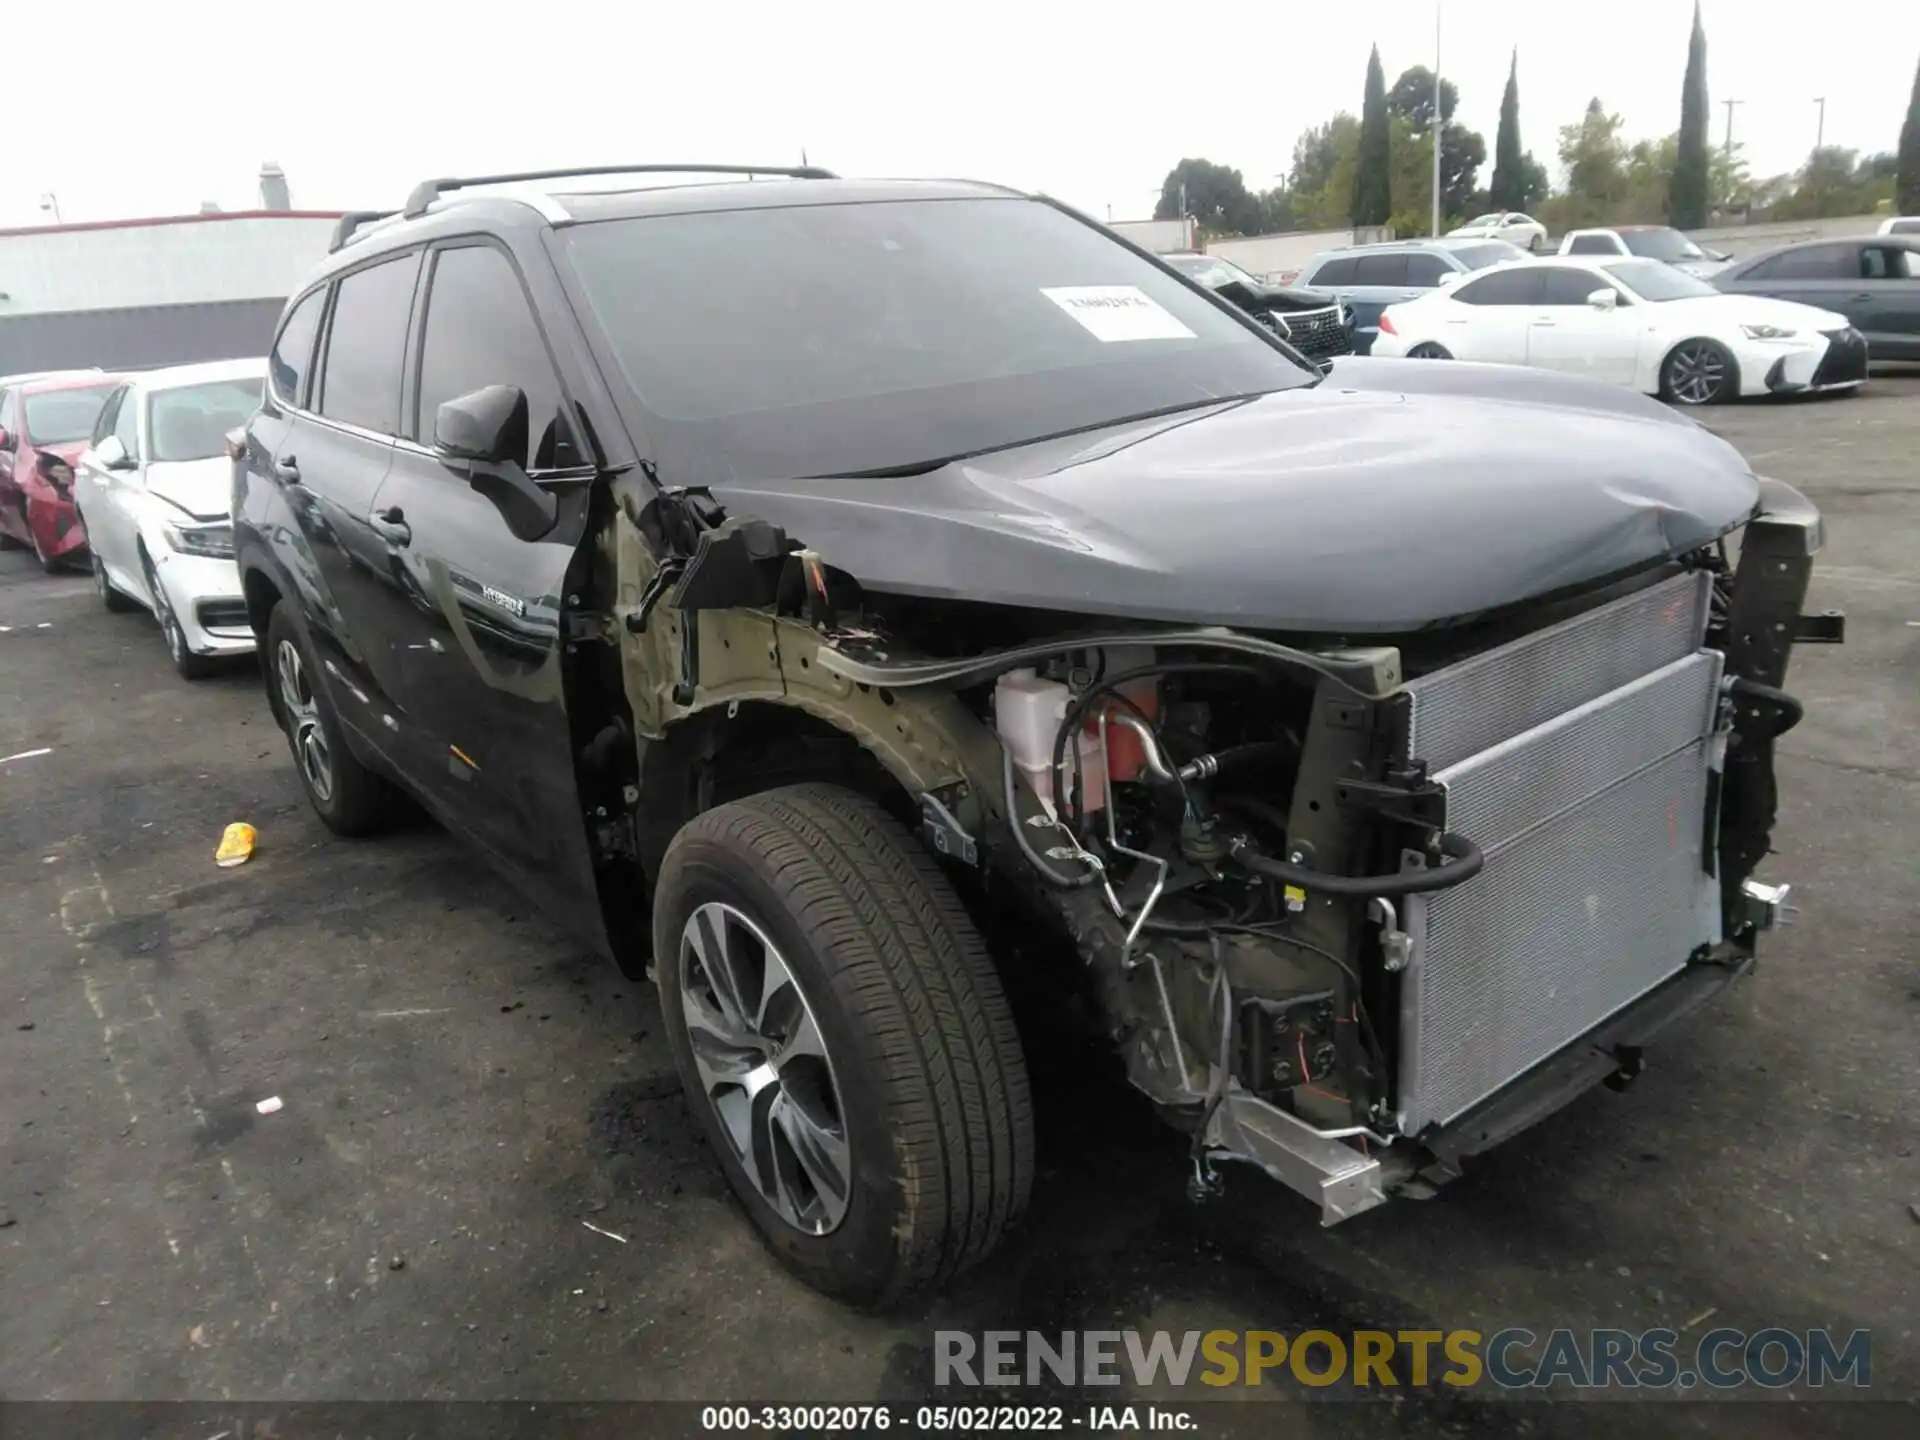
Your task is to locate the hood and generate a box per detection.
[1672,257,1733,278]
[1243,281,1342,314]
[706,357,1761,634]
[1656,294,1849,332]
[143,458,232,522]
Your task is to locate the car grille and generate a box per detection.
[1392,571,1725,1134]
[1811,327,1867,387]
[195,599,252,633]
[1271,306,1353,364]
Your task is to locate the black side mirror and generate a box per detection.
[433,385,558,542]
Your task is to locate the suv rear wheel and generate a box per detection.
[265,600,397,835]
[653,783,1034,1308]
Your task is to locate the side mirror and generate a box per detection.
[1435,272,1461,288]
[1587,288,1620,310]
[94,435,135,471]
[433,385,558,541]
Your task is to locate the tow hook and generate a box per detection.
[1603,1045,1645,1093]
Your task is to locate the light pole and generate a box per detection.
[1431,1,1443,237]
[1813,96,1826,151]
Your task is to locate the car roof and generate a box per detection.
[318,175,1026,283]
[18,372,125,398]
[1757,233,1920,253]
[126,356,268,391]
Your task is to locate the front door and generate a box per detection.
[369,238,601,919]
[1525,268,1642,384]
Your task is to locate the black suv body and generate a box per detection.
[234,166,1830,1308]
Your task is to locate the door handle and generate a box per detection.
[1531,319,1556,327]
[371,505,411,546]
[273,455,301,481]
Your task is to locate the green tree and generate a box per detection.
[1899,54,1920,213]
[1386,65,1459,133]
[1384,65,1484,230]
[1669,1,1711,227]
[1558,98,1630,228]
[1354,46,1392,226]
[1291,115,1361,228]
[1489,50,1525,209]
[1515,154,1550,207]
[1623,133,1678,222]
[1153,158,1264,235]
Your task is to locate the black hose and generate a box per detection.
[1728,675,1803,737]
[1233,831,1485,897]
[1052,662,1267,834]
[1001,742,1103,889]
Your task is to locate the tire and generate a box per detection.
[91,544,138,613]
[264,599,397,836]
[654,783,1034,1309]
[30,529,62,574]
[141,550,219,679]
[1407,342,1453,359]
[1660,338,1737,406]
[1528,233,1542,253]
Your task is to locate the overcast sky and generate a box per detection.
[6,1,1917,230]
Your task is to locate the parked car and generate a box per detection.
[1710,235,1920,362]
[1294,237,1533,352]
[237,164,1826,1307]
[1876,216,1920,236]
[1158,251,1354,369]
[73,358,266,677]
[1557,226,1732,277]
[1448,211,1548,252]
[0,372,124,570]
[1372,256,1862,405]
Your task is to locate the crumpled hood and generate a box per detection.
[707,356,1761,634]
[144,458,232,521]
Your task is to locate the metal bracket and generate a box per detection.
[1334,771,1446,828]
[1737,878,1792,932]
[1794,609,1846,644]
[918,792,979,867]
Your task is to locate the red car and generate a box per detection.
[0,372,125,570]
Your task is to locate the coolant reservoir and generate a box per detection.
[995,669,1107,816]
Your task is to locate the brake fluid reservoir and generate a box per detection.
[1088,645,1158,784]
[995,668,1106,816]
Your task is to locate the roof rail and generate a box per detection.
[329,209,399,252]
[400,163,839,220]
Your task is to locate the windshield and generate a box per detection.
[1451,241,1527,271]
[1621,229,1707,262]
[558,197,1316,483]
[1464,214,1502,228]
[148,376,264,462]
[1166,254,1260,290]
[24,383,118,445]
[1602,259,1722,301]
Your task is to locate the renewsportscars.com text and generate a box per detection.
[935,1328,1872,1392]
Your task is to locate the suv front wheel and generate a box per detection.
[653,783,1034,1309]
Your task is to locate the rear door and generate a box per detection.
[1442,264,1544,363]
[1727,242,1856,315]
[285,250,424,769]
[370,236,602,917]
[1857,244,1920,357]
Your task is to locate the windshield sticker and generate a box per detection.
[1042,286,1196,342]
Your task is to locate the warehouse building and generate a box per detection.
[0,165,340,373]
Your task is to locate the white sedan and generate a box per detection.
[1370,256,1864,405]
[73,358,265,677]
[1447,211,1548,252]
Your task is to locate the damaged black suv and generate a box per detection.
[234,164,1834,1308]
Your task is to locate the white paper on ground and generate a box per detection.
[1041,286,1196,342]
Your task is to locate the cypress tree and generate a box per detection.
[1354,45,1392,226]
[1489,50,1524,209]
[1898,53,1920,214]
[1669,2,1711,227]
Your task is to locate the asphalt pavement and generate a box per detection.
[2,376,1916,1435]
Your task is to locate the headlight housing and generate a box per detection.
[1740,323,1798,340]
[162,521,235,559]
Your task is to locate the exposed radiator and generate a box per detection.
[1394,571,1726,1135]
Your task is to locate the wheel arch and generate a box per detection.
[1656,333,1740,402]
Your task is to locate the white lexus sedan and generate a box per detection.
[1370,256,1865,405]
[1447,211,1548,252]
[73,358,265,677]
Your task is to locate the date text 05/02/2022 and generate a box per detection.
[699,1404,1192,1431]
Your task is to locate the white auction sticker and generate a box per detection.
[1042,286,1196,342]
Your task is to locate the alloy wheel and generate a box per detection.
[275,638,334,804]
[678,901,851,1236]
[1666,343,1728,405]
[147,568,186,662]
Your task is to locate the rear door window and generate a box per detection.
[316,254,421,434]
[1306,257,1357,286]
[1453,268,1545,305]
[1352,254,1409,285]
[270,287,328,407]
[1404,253,1451,286]
[1746,244,1853,280]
